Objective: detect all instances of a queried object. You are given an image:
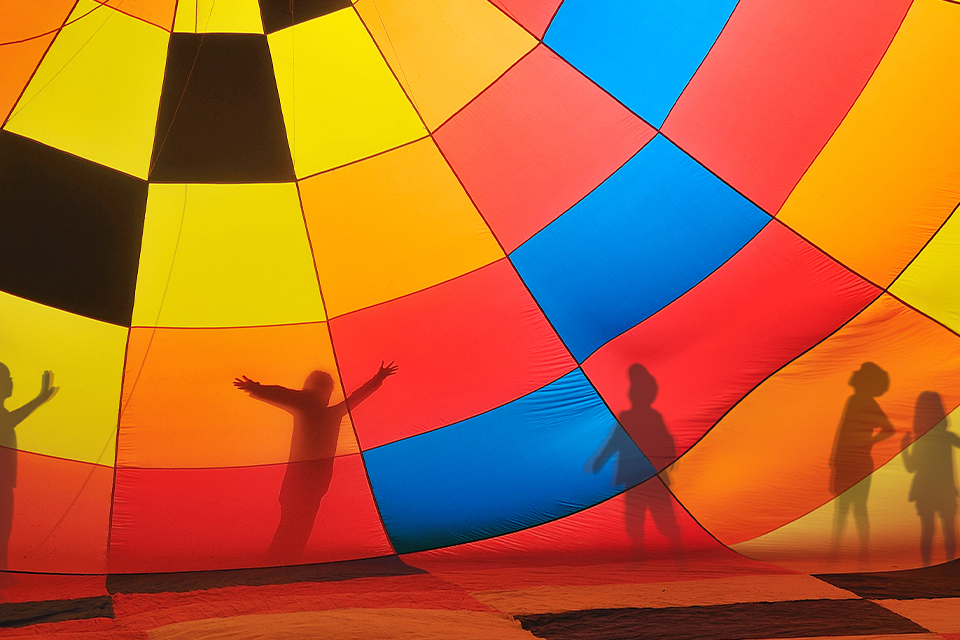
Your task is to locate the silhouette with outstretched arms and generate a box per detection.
[0,364,58,574]
[234,361,396,563]
[902,391,960,566]
[830,362,894,560]
[590,364,680,560]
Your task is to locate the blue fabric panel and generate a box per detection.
[364,369,653,554]
[511,135,769,362]
[545,0,738,127]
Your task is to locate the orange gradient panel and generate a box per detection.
[0,0,75,122]
[668,294,960,545]
[119,323,361,469]
[96,0,177,30]
[4,450,112,575]
[299,138,504,317]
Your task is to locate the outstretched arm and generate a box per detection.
[345,361,397,411]
[234,375,300,409]
[8,371,58,428]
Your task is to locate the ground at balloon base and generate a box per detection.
[0,553,958,639]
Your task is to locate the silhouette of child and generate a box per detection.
[902,391,960,566]
[234,361,396,563]
[0,365,58,575]
[830,362,894,559]
[591,364,680,559]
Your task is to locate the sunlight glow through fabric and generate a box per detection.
[1,0,960,579]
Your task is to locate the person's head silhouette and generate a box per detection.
[628,364,657,408]
[915,391,947,432]
[849,362,889,397]
[303,371,334,404]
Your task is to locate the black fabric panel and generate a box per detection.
[0,131,148,326]
[815,557,960,599]
[0,595,113,628]
[258,0,353,35]
[107,555,424,594]
[149,34,295,183]
[517,599,928,640]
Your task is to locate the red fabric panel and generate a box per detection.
[488,0,562,38]
[407,478,722,564]
[434,44,655,252]
[582,223,880,470]
[2,450,111,575]
[662,0,911,214]
[108,454,392,573]
[0,573,105,605]
[330,258,576,449]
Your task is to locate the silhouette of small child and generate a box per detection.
[902,391,960,566]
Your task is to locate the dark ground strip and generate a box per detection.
[816,557,960,599]
[517,598,928,640]
[106,554,424,594]
[0,595,114,628]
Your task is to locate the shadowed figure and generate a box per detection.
[830,362,894,560]
[902,391,960,566]
[235,362,396,564]
[590,364,680,559]
[0,364,58,574]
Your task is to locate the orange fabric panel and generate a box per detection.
[299,138,504,318]
[3,450,111,575]
[95,0,176,30]
[668,294,960,545]
[0,0,75,123]
[119,324,360,469]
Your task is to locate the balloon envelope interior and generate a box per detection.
[0,0,959,584]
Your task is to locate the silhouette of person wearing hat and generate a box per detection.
[830,362,894,560]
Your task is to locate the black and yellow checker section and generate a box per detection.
[149,33,294,183]
[0,131,148,327]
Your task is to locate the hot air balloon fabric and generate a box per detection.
[1,0,960,584]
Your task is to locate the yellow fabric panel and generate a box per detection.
[268,9,427,178]
[777,0,960,287]
[355,0,536,130]
[173,0,264,33]
[4,0,168,180]
[132,183,326,328]
[667,294,960,546]
[148,609,538,640]
[99,0,177,30]
[0,291,126,466]
[734,405,960,575]
[119,323,359,468]
[890,210,960,334]
[299,138,505,317]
